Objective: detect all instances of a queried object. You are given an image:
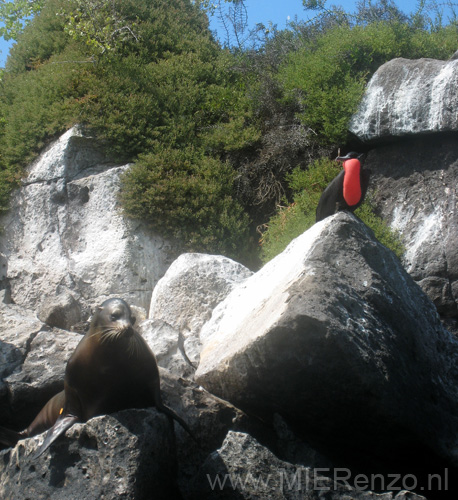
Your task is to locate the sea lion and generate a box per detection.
[0,391,65,447]
[316,152,370,222]
[0,298,195,457]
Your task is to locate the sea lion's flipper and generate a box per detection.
[32,414,79,459]
[149,378,198,443]
[0,425,23,447]
[160,402,198,444]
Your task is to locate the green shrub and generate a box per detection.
[0,46,90,169]
[0,0,453,261]
[0,0,258,260]
[120,147,251,259]
[260,158,404,262]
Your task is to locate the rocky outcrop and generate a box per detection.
[190,431,427,499]
[0,409,178,500]
[38,291,82,330]
[4,327,80,420]
[0,303,80,427]
[348,54,458,323]
[349,57,458,141]
[196,213,458,473]
[0,127,173,314]
[1,118,458,498]
[1,213,457,498]
[365,135,458,320]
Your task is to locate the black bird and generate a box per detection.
[316,152,370,222]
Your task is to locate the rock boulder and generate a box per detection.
[0,304,46,424]
[190,431,427,500]
[349,57,458,142]
[347,53,458,323]
[365,135,458,319]
[196,213,458,472]
[0,127,173,312]
[0,409,178,500]
[148,253,252,368]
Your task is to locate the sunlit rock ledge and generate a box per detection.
[349,57,458,142]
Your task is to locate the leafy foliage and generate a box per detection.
[119,147,251,259]
[0,0,258,260]
[63,0,140,56]
[0,0,45,41]
[259,158,405,263]
[278,19,458,144]
[0,0,455,263]
[259,159,340,262]
[353,197,405,258]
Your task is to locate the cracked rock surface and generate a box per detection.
[349,57,458,141]
[366,135,458,320]
[0,127,174,313]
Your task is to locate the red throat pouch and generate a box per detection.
[342,159,361,206]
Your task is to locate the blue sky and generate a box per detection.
[0,0,452,66]
[209,0,422,34]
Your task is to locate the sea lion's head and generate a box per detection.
[91,298,137,342]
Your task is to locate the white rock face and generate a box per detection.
[198,225,322,347]
[149,253,252,331]
[196,213,458,466]
[350,57,458,141]
[148,253,252,366]
[0,127,173,311]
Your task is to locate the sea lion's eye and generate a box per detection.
[110,313,120,321]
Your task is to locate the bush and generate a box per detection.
[0,0,454,261]
[0,0,258,261]
[259,158,404,262]
[120,147,251,259]
[0,46,90,169]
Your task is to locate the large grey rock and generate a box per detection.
[149,253,252,367]
[0,304,43,379]
[159,368,251,452]
[0,304,44,423]
[189,431,427,499]
[0,127,173,312]
[140,319,193,377]
[4,327,80,421]
[0,409,178,500]
[350,57,458,142]
[196,212,458,470]
[38,291,81,330]
[366,135,458,319]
